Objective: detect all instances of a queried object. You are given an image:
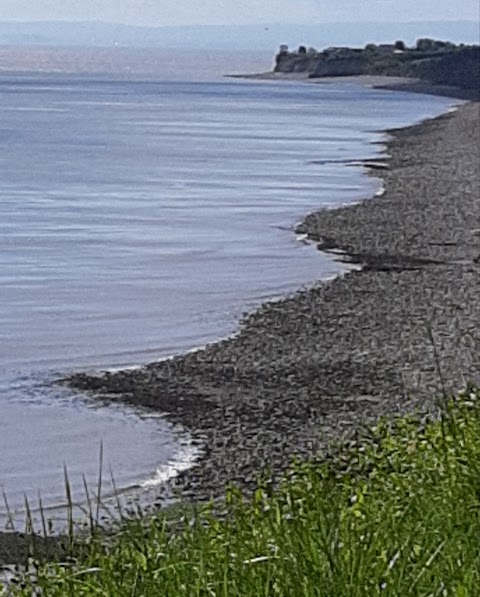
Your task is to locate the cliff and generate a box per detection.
[275,40,480,93]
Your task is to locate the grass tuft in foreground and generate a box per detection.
[7,387,480,596]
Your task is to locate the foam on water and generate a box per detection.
[141,444,203,489]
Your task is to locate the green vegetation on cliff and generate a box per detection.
[8,388,480,596]
[275,39,480,93]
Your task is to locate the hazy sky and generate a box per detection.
[0,0,478,26]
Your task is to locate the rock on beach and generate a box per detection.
[67,101,480,503]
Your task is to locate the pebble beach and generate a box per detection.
[67,99,480,503]
[1,88,479,569]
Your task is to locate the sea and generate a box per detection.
[0,47,457,529]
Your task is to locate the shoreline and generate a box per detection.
[229,72,480,101]
[65,100,480,502]
[1,87,479,566]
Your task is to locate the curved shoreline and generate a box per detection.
[233,72,480,101]
[1,93,479,566]
[64,99,480,506]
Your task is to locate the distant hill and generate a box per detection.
[0,20,478,50]
[275,40,480,95]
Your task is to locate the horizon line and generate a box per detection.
[0,18,478,28]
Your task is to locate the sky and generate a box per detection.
[0,0,478,27]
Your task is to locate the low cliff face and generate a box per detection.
[275,43,480,92]
[410,47,480,90]
[275,49,366,76]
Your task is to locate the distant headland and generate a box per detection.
[274,39,479,97]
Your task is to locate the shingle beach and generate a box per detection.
[1,90,479,569]
[67,99,480,504]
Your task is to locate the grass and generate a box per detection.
[5,387,480,596]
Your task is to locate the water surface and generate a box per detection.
[0,50,456,524]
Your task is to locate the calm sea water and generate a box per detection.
[0,49,456,526]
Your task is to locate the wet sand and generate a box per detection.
[1,96,479,566]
